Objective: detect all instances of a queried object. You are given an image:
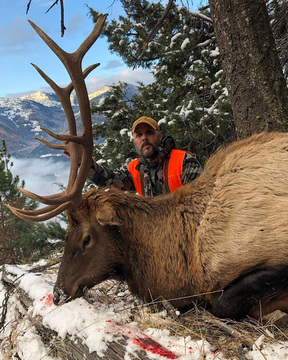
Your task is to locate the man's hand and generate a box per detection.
[63,139,84,166]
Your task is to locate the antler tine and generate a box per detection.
[31,62,100,191]
[16,186,69,205]
[6,202,72,222]
[35,137,65,151]
[31,62,100,98]
[27,18,105,68]
[28,15,107,92]
[38,128,86,144]
[6,15,108,221]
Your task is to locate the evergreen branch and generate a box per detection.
[134,0,174,68]
[196,36,216,48]
[199,5,211,11]
[190,11,212,23]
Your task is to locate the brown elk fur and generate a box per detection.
[54,132,288,319]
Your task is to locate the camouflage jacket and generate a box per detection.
[88,144,202,197]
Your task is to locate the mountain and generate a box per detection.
[0,82,139,158]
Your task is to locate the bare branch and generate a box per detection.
[26,0,32,14]
[27,0,66,36]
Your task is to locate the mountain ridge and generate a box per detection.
[0,82,138,158]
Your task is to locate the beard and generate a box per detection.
[138,141,159,159]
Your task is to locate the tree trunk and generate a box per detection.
[209,0,288,138]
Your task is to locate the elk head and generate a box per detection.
[52,192,127,305]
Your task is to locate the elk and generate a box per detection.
[7,16,288,321]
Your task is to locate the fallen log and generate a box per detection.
[0,265,172,360]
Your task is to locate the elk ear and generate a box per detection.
[96,204,123,226]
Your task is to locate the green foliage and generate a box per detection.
[90,1,235,166]
[0,140,65,264]
[6,219,66,262]
[91,82,139,168]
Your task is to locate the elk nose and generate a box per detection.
[53,286,68,305]
[53,288,60,305]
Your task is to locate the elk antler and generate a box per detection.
[6,14,108,222]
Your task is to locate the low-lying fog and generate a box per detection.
[11,157,70,199]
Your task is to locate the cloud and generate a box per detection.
[0,17,36,52]
[11,157,70,197]
[65,14,85,36]
[103,60,123,70]
[86,67,155,93]
[5,67,155,98]
[118,68,155,85]
[5,85,53,99]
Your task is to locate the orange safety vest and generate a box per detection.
[128,149,186,196]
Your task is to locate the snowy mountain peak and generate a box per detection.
[21,91,61,107]
[88,81,130,101]
[20,91,79,107]
[0,82,139,158]
[89,85,114,100]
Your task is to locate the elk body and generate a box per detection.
[7,17,288,320]
[53,131,288,320]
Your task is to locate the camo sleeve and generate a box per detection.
[88,159,136,191]
[181,152,203,184]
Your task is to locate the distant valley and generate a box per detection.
[0,82,138,158]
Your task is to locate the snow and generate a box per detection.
[210,48,220,58]
[21,92,62,107]
[98,96,106,106]
[0,97,34,124]
[170,33,182,47]
[189,11,212,22]
[158,118,167,126]
[40,153,63,158]
[1,263,288,359]
[89,85,114,101]
[0,264,220,359]
[181,38,190,51]
[168,120,176,126]
[215,69,223,78]
[120,128,129,136]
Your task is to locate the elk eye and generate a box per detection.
[71,248,79,258]
[82,235,91,251]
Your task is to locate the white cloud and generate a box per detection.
[103,60,123,70]
[118,68,155,84]
[0,17,35,49]
[65,14,85,36]
[11,157,70,197]
[86,67,154,93]
[4,67,155,98]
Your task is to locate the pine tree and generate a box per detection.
[91,82,139,168]
[0,140,65,264]
[90,1,234,165]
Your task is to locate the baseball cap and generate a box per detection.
[132,116,160,133]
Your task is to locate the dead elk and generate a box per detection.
[53,131,288,320]
[6,18,288,320]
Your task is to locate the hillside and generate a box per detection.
[0,82,138,158]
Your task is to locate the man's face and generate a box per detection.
[132,123,162,160]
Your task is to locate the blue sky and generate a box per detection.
[0,0,206,98]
